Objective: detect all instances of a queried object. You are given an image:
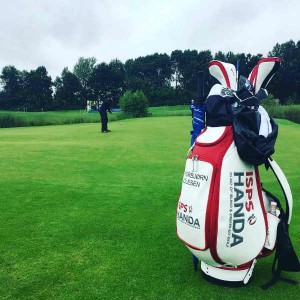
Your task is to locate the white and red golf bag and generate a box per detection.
[176,58,299,286]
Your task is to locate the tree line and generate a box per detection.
[0,39,299,111]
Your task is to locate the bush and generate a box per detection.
[279,105,300,124]
[262,93,280,107]
[262,94,300,124]
[261,93,282,118]
[119,90,149,118]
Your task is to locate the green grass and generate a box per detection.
[149,105,191,117]
[0,117,299,299]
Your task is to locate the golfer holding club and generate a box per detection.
[97,96,112,133]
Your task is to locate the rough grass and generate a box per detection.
[0,110,125,128]
[1,104,300,128]
[0,117,299,299]
[0,107,192,128]
[265,104,300,124]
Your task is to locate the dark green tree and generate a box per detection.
[197,50,214,98]
[124,58,149,93]
[88,61,125,105]
[22,66,53,110]
[171,50,212,102]
[54,67,82,109]
[176,49,198,91]
[125,53,173,105]
[225,51,238,65]
[268,40,300,103]
[73,57,96,102]
[108,59,126,102]
[214,51,226,62]
[0,66,24,109]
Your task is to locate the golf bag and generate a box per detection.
[176,58,300,286]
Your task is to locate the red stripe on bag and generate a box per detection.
[208,127,234,264]
[208,61,231,88]
[193,126,234,263]
[255,167,268,243]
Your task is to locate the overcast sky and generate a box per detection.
[0,0,299,79]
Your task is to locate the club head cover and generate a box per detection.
[208,60,237,90]
[248,57,282,94]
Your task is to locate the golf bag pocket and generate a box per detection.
[264,213,280,250]
[177,158,214,250]
[215,146,267,265]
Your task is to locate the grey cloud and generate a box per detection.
[0,0,299,79]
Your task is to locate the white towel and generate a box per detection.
[258,106,272,137]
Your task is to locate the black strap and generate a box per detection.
[261,159,299,289]
[261,252,298,289]
[192,255,199,271]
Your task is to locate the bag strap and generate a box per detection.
[261,157,299,289]
[267,157,293,224]
[261,251,299,289]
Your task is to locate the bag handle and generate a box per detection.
[267,157,293,224]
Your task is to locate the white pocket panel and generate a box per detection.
[177,158,213,250]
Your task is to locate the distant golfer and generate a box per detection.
[97,97,112,133]
[190,99,195,117]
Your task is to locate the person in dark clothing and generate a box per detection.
[97,97,112,133]
[190,99,195,117]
